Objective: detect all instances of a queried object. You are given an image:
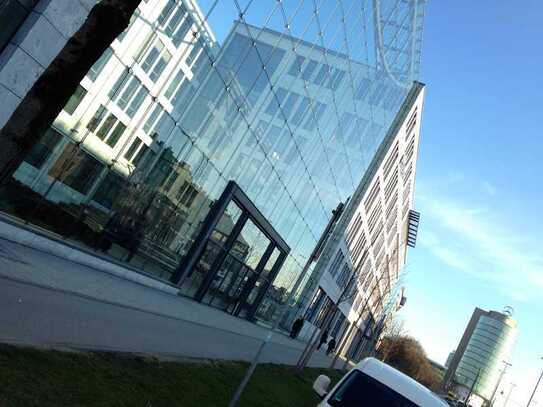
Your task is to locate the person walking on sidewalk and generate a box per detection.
[317,329,329,350]
[290,317,304,339]
[326,337,336,355]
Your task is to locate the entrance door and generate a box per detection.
[178,200,243,298]
[233,247,281,318]
[172,181,290,320]
[201,217,270,312]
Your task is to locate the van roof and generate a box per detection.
[356,358,447,406]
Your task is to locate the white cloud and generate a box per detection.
[417,194,543,302]
[482,181,497,196]
[419,230,473,274]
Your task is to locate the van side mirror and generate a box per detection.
[313,375,331,398]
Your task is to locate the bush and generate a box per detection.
[377,335,441,391]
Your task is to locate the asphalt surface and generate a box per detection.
[0,236,334,367]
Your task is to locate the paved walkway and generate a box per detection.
[0,227,338,368]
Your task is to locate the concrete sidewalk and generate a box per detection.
[0,221,340,368]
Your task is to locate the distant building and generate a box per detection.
[429,359,447,384]
[445,350,456,369]
[442,308,518,407]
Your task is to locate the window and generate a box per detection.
[89,106,127,148]
[87,105,106,132]
[314,63,330,86]
[172,77,195,112]
[96,114,117,140]
[63,85,87,115]
[265,87,288,116]
[147,109,174,140]
[126,86,148,117]
[105,121,126,147]
[143,104,162,134]
[305,288,325,322]
[364,181,380,212]
[164,69,186,100]
[163,171,178,192]
[336,264,352,289]
[138,149,156,172]
[288,55,304,76]
[186,38,204,66]
[141,40,164,72]
[282,92,300,120]
[303,102,326,131]
[331,314,346,339]
[178,182,198,207]
[140,39,171,82]
[172,16,193,47]
[24,128,63,169]
[301,59,318,81]
[116,76,139,109]
[150,49,171,81]
[48,145,102,195]
[290,97,310,126]
[125,138,142,160]
[329,251,345,278]
[328,69,346,90]
[110,73,149,118]
[164,5,187,37]
[314,296,334,328]
[157,0,176,26]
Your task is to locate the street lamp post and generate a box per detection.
[490,361,512,406]
[527,357,543,407]
[503,383,515,407]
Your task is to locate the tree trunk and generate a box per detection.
[0,0,141,185]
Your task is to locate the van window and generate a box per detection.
[328,370,418,407]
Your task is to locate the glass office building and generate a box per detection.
[0,0,427,325]
[443,308,518,403]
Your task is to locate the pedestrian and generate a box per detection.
[290,316,304,339]
[317,329,329,350]
[326,337,336,355]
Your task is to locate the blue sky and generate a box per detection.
[398,1,543,405]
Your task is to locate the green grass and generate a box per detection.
[0,345,343,407]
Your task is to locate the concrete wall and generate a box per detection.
[0,0,94,126]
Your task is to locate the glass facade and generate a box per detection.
[0,0,426,325]
[455,314,518,400]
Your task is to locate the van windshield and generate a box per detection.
[328,370,419,407]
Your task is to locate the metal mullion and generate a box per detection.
[232,7,333,218]
[194,210,249,301]
[246,250,288,321]
[170,180,237,284]
[270,1,344,208]
[279,0,351,201]
[335,0,370,192]
[246,48,327,226]
[233,241,276,316]
[308,0,358,193]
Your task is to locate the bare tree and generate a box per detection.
[379,317,405,362]
[0,0,141,184]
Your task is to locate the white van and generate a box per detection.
[313,358,448,407]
